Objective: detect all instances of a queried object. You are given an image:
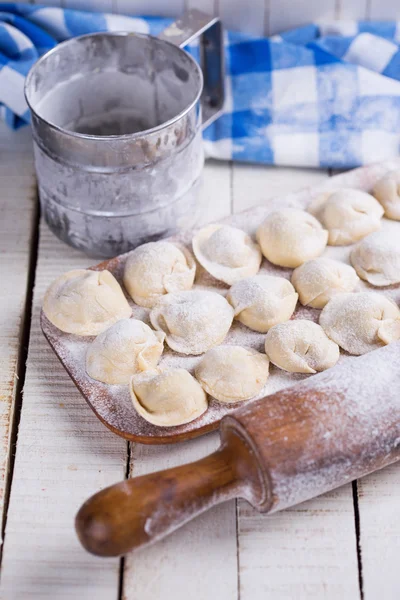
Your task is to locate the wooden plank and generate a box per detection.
[187,0,216,16]
[336,0,368,19]
[218,0,266,35]
[232,164,329,212]
[238,489,360,599]
[115,0,185,17]
[232,163,360,599]
[123,434,238,600]
[269,0,336,35]
[199,159,233,223]
[369,0,400,19]
[0,222,127,599]
[0,124,37,545]
[122,160,238,600]
[357,464,400,598]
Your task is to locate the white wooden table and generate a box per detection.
[0,121,399,600]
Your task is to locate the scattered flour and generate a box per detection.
[41,159,400,443]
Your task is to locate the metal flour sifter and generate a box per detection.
[24,10,224,257]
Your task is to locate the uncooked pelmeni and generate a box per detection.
[226,275,298,333]
[350,230,400,287]
[123,241,195,308]
[256,208,328,268]
[192,224,262,285]
[373,170,400,220]
[319,292,400,355]
[309,188,383,246]
[264,320,340,374]
[150,290,234,355]
[43,269,131,336]
[291,258,359,309]
[195,345,269,403]
[130,368,208,427]
[86,319,165,384]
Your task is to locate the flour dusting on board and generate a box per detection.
[41,159,400,443]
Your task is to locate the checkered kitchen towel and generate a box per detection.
[2,4,400,168]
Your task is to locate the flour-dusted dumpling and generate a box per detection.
[86,319,165,384]
[43,269,131,336]
[130,368,208,427]
[256,209,328,268]
[150,290,233,355]
[123,241,196,308]
[350,230,400,287]
[195,345,269,403]
[226,275,298,333]
[291,258,359,309]
[309,189,383,246]
[192,224,262,285]
[265,320,339,374]
[320,292,400,355]
[373,170,400,220]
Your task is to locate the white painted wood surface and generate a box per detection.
[358,464,400,600]
[123,162,238,600]
[232,164,360,599]
[0,123,36,545]
[14,0,397,34]
[1,128,400,596]
[0,222,127,599]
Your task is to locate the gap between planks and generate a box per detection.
[0,123,38,561]
[232,164,360,600]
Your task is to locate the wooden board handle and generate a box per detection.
[76,432,262,556]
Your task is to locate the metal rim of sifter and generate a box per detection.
[24,9,224,141]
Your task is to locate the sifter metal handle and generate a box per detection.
[158,9,225,129]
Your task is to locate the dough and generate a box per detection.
[319,292,400,355]
[256,208,328,268]
[373,170,400,220]
[123,241,195,308]
[86,318,165,384]
[43,269,131,336]
[291,258,359,309]
[264,320,340,373]
[150,290,234,355]
[226,275,298,333]
[192,224,262,285]
[130,368,208,427]
[350,230,400,287]
[195,345,269,403]
[309,188,383,246]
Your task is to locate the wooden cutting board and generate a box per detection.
[41,158,400,444]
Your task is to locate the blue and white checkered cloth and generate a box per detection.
[2,4,400,168]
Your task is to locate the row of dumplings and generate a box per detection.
[42,173,400,427]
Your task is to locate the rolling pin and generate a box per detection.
[76,341,400,557]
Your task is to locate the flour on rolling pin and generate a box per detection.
[41,158,400,444]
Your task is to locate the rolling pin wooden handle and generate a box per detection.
[76,430,264,557]
[77,344,400,557]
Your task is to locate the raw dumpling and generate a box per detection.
[192,224,262,285]
[43,269,131,336]
[373,170,400,220]
[319,292,400,355]
[86,319,165,384]
[130,368,208,426]
[291,258,359,309]
[256,209,328,268]
[195,345,269,403]
[264,320,340,374]
[226,275,298,333]
[350,230,400,287]
[150,290,234,355]
[123,241,195,308]
[309,188,383,246]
